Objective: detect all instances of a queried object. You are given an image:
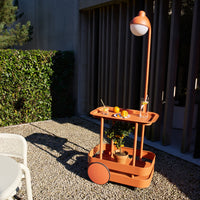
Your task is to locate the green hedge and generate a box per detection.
[0,49,74,127]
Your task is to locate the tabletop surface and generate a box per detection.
[0,155,22,199]
[90,106,159,125]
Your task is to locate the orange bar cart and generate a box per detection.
[88,10,158,189]
[88,106,159,188]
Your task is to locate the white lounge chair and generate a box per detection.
[0,133,33,200]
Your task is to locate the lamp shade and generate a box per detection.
[130,11,151,36]
[130,24,148,36]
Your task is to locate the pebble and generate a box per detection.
[0,116,199,199]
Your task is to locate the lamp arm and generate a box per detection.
[144,26,151,101]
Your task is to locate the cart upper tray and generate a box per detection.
[90,106,159,125]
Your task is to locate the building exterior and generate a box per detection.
[18,0,200,158]
[18,0,79,51]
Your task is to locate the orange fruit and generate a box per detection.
[121,110,128,118]
[114,106,120,113]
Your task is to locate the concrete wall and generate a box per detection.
[19,0,79,52]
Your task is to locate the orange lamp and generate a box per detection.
[130,11,151,101]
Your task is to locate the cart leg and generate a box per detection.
[132,122,138,166]
[140,124,145,160]
[111,140,114,158]
[100,117,104,159]
[111,121,115,158]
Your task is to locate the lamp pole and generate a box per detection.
[130,11,152,160]
[130,11,151,101]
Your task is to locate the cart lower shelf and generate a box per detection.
[88,144,155,188]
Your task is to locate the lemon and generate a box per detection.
[114,106,120,113]
[103,107,108,112]
[142,101,148,105]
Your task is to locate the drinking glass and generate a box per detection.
[102,107,109,115]
[140,98,149,118]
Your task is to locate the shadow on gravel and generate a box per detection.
[26,133,89,180]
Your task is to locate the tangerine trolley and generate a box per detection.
[88,106,159,188]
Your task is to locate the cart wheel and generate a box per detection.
[88,162,110,185]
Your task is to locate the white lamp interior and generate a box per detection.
[130,24,148,36]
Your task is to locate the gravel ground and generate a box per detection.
[0,116,200,200]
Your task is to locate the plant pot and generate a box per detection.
[114,150,128,164]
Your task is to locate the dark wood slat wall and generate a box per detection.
[79,0,200,156]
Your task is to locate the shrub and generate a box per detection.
[0,49,74,127]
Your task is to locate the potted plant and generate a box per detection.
[105,121,134,164]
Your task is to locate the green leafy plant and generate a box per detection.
[0,49,74,127]
[105,121,134,154]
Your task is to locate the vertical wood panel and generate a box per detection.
[87,10,92,111]
[162,0,181,145]
[90,10,95,108]
[151,0,169,141]
[101,7,106,103]
[108,5,113,105]
[108,5,119,105]
[130,0,144,109]
[143,0,154,139]
[77,12,89,114]
[149,0,159,112]
[116,3,126,106]
[97,8,102,105]
[93,10,99,108]
[182,0,200,153]
[105,6,111,105]
[122,1,130,108]
[116,3,122,106]
[128,0,136,108]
